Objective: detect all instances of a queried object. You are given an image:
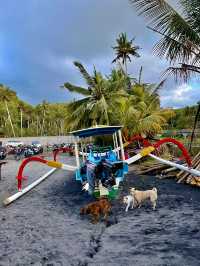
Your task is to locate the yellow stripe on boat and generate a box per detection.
[47,161,63,168]
[140,146,155,157]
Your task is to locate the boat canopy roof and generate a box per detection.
[70,125,122,138]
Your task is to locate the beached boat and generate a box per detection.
[4,125,200,205]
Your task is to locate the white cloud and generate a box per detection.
[160,83,198,108]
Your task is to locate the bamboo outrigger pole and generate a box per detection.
[4,156,78,206]
[4,168,57,206]
[149,154,200,177]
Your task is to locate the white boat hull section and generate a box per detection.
[61,164,77,171]
[149,154,200,177]
[4,168,57,206]
[126,154,142,165]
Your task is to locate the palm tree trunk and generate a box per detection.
[189,102,200,152]
[139,66,143,84]
[5,100,15,137]
[36,116,39,136]
[42,110,45,135]
[20,109,23,137]
[124,60,128,76]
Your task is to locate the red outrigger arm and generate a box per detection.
[17,156,64,191]
[128,135,192,168]
[53,147,73,161]
[153,138,192,167]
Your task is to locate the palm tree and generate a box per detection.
[112,33,140,74]
[62,62,128,130]
[0,85,16,137]
[189,101,200,152]
[39,100,49,135]
[130,0,200,80]
[17,100,26,137]
[114,80,173,139]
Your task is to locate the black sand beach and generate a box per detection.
[0,156,200,266]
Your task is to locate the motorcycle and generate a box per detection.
[24,147,34,158]
[0,150,6,160]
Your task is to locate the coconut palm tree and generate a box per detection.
[0,85,16,137]
[130,0,200,80]
[37,100,49,135]
[114,80,174,139]
[62,62,128,130]
[115,98,168,138]
[17,100,27,137]
[189,101,200,152]
[112,33,140,74]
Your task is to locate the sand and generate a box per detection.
[0,155,200,266]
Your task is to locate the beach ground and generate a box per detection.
[0,155,200,266]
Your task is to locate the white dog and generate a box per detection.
[130,187,158,210]
[123,195,135,212]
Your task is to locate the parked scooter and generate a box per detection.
[0,149,6,160]
[24,146,34,158]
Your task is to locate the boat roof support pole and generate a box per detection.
[113,134,116,155]
[114,132,120,159]
[118,129,125,161]
[80,140,85,162]
[74,137,80,168]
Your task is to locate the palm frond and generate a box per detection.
[62,82,90,96]
[130,0,200,63]
[151,78,166,94]
[181,0,200,34]
[74,61,95,87]
[163,63,200,82]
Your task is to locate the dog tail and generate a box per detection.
[152,187,157,193]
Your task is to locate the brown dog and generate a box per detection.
[80,198,111,224]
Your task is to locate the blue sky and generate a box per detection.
[0,0,199,108]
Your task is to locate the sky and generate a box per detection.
[0,0,199,108]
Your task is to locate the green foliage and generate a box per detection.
[63,63,128,130]
[62,60,174,138]
[112,33,140,73]
[168,105,197,129]
[130,0,200,80]
[0,86,69,137]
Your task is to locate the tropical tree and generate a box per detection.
[17,100,27,137]
[62,62,128,130]
[0,85,16,137]
[113,80,174,139]
[189,101,200,151]
[130,0,200,80]
[112,32,140,74]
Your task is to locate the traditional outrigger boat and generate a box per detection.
[3,125,200,205]
[70,125,128,199]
